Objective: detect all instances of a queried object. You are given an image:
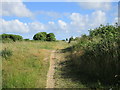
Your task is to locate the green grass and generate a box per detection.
[1,41,68,88]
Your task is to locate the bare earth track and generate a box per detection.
[46,50,56,88]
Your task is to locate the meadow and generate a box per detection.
[0,24,120,89]
[1,41,68,88]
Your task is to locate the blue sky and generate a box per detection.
[1,1,118,40]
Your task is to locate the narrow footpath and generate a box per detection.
[46,50,56,88]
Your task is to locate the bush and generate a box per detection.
[0,34,23,42]
[0,48,13,59]
[70,24,120,86]
[76,39,120,85]
[24,39,30,41]
[46,33,56,41]
[1,38,13,43]
[33,32,47,41]
[33,32,56,41]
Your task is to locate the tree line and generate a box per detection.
[0,32,56,42]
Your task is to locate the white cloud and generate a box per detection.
[70,13,88,29]
[112,17,118,25]
[1,0,33,17]
[90,10,106,27]
[0,19,29,33]
[64,10,107,34]
[79,2,111,11]
[48,21,55,25]
[58,20,67,30]
[0,19,46,33]
[45,10,107,37]
[36,11,62,19]
[1,0,118,2]
[66,0,116,2]
[0,0,21,2]
[1,10,108,39]
[28,22,45,31]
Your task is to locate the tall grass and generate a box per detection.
[0,48,13,59]
[1,41,68,88]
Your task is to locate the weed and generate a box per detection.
[0,48,12,59]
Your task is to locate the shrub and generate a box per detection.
[1,38,13,43]
[24,39,30,41]
[46,33,56,41]
[33,32,56,41]
[70,24,120,86]
[33,32,47,41]
[0,34,23,42]
[0,48,13,59]
[62,40,65,41]
[76,39,120,85]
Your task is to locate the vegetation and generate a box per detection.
[68,36,74,43]
[0,34,23,42]
[1,24,120,88]
[33,32,47,41]
[33,32,56,41]
[54,50,85,88]
[66,38,68,41]
[46,33,56,41]
[67,24,120,87]
[24,39,30,41]
[0,48,13,59]
[1,41,68,88]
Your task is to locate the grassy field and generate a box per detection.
[1,41,68,88]
[1,26,119,88]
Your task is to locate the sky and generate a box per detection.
[0,0,119,40]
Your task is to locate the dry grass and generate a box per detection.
[1,41,68,88]
[54,50,85,88]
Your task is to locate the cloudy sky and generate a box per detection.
[0,0,118,40]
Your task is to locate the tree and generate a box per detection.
[66,38,68,41]
[33,32,47,41]
[68,36,74,43]
[89,24,119,40]
[24,39,30,41]
[33,32,56,41]
[62,39,65,41]
[46,33,56,41]
[0,34,23,42]
[74,37,79,41]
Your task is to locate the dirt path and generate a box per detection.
[46,50,56,88]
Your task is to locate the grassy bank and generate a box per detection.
[1,41,68,88]
[66,24,120,88]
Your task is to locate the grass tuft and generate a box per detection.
[0,48,12,59]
